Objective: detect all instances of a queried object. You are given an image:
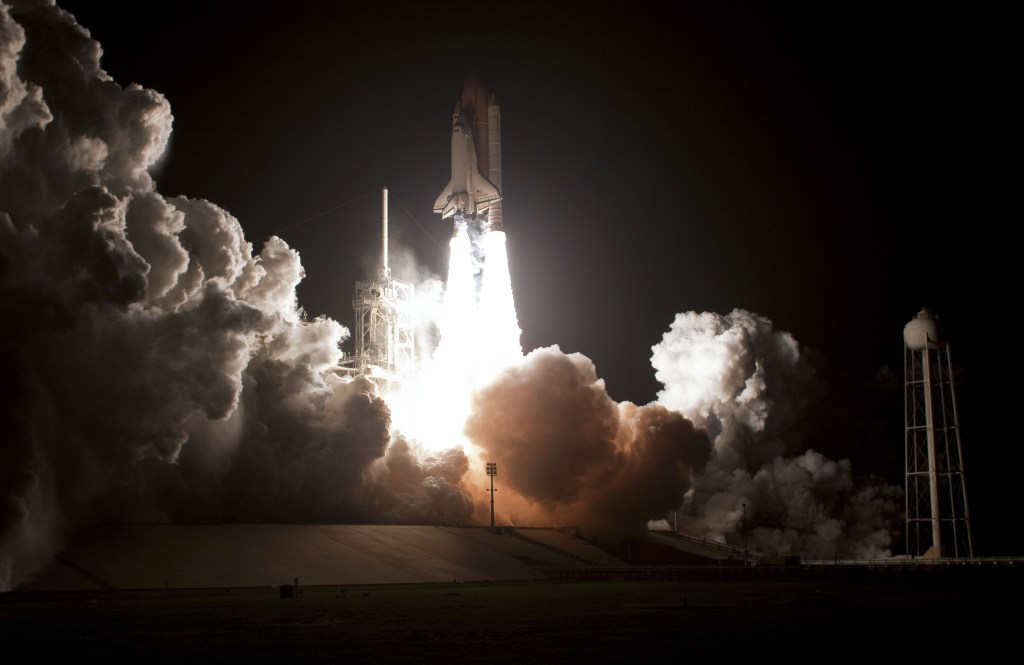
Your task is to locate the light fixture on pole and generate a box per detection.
[486,462,497,529]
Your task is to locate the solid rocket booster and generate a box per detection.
[434,72,503,232]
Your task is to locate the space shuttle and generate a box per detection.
[434,72,503,233]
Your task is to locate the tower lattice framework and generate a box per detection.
[344,187,415,394]
[903,309,973,559]
[351,271,414,391]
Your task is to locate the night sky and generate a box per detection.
[45,2,1011,553]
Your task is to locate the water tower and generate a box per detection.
[903,308,973,558]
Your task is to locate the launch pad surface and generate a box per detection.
[20,524,626,591]
[20,524,1022,592]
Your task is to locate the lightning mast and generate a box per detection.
[903,309,973,558]
[349,187,415,393]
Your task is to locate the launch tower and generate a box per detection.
[348,188,415,393]
[903,309,973,558]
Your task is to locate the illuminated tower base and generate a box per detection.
[903,309,973,559]
[352,272,414,393]
[345,188,415,394]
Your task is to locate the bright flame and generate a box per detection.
[478,230,523,369]
[387,219,523,452]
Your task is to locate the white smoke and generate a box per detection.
[0,0,474,591]
[652,309,900,558]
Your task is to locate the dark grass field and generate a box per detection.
[2,574,1018,663]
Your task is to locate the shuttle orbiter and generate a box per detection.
[434,72,503,233]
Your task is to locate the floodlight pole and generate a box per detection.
[486,462,497,529]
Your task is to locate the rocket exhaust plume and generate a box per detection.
[0,6,899,590]
[389,74,522,451]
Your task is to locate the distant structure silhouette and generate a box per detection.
[903,309,973,558]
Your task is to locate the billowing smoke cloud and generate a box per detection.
[0,1,472,591]
[463,311,897,555]
[466,346,712,543]
[652,310,900,558]
[0,2,901,591]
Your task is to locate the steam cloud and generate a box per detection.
[466,347,712,542]
[0,2,899,591]
[652,310,899,558]
[0,1,472,591]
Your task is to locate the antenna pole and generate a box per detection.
[381,187,389,273]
